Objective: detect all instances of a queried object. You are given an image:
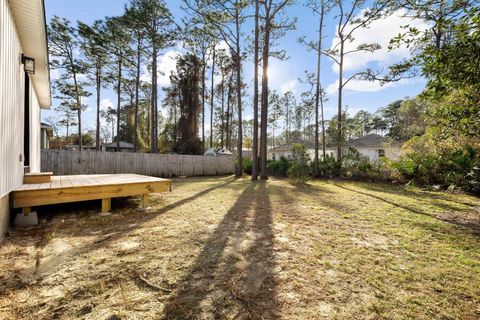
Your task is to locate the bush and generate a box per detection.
[391,133,480,194]
[268,156,291,177]
[288,144,311,183]
[243,158,253,175]
[173,137,203,155]
[316,155,342,178]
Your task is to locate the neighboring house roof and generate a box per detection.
[9,0,51,108]
[40,122,53,130]
[104,141,134,149]
[346,134,389,148]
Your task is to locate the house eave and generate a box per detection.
[8,0,51,109]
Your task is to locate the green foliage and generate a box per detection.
[316,155,342,178]
[288,144,311,183]
[393,138,480,194]
[268,157,291,177]
[243,158,253,175]
[172,137,203,155]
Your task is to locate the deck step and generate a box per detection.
[23,172,53,184]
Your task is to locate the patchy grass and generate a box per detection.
[0,176,479,319]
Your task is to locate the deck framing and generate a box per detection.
[12,174,171,212]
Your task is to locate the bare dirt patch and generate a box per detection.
[0,176,479,319]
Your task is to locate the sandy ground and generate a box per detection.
[0,176,479,319]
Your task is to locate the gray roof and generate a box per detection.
[104,141,134,149]
[346,134,387,148]
[40,122,53,130]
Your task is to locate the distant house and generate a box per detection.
[103,141,134,152]
[268,134,401,162]
[40,123,52,149]
[0,0,51,241]
[345,134,401,161]
[268,141,335,161]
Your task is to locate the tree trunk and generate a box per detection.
[235,12,243,176]
[220,70,225,148]
[285,102,289,144]
[151,44,158,153]
[210,44,216,148]
[314,3,325,173]
[134,38,142,152]
[260,17,271,180]
[252,0,260,181]
[201,56,206,152]
[226,74,232,150]
[116,56,123,151]
[337,36,344,160]
[70,53,82,151]
[95,62,101,151]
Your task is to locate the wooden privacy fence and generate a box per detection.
[41,150,235,177]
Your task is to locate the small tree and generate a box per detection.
[288,143,311,184]
[48,16,90,150]
[323,0,387,159]
[78,20,109,151]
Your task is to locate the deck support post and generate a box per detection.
[142,194,150,208]
[22,207,32,216]
[101,198,111,213]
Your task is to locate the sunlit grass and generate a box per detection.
[0,176,478,319]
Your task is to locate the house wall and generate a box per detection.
[30,84,41,172]
[0,0,43,239]
[356,148,382,162]
[1,0,25,198]
[269,149,337,161]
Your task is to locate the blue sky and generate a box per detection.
[42,0,427,134]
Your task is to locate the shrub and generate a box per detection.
[243,158,253,175]
[173,137,203,155]
[316,155,342,178]
[391,133,480,194]
[288,144,311,183]
[268,156,291,177]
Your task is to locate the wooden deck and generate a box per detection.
[12,174,172,214]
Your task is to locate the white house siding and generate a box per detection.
[0,0,25,198]
[356,148,381,162]
[30,87,41,172]
[0,0,43,240]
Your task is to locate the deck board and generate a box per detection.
[12,174,172,209]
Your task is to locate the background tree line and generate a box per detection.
[46,0,479,190]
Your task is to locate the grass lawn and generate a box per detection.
[0,176,479,319]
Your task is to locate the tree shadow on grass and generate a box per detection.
[333,184,480,237]
[162,181,279,319]
[357,182,478,211]
[1,177,241,291]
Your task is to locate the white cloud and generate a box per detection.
[329,9,429,73]
[280,79,298,94]
[100,98,114,111]
[157,49,182,87]
[140,47,182,87]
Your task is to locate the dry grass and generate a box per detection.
[0,176,479,319]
